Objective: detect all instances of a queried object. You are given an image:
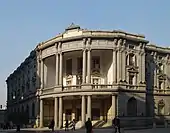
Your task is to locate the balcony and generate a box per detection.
[155,89,170,94]
[41,84,118,95]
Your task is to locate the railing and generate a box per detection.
[126,85,138,90]
[155,89,170,94]
[42,87,55,94]
[63,85,81,91]
[92,84,113,89]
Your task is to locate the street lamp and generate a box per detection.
[13,96,16,100]
[21,96,23,100]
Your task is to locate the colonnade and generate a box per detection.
[39,95,116,128]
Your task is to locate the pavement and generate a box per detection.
[0,127,170,133]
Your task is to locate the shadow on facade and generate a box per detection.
[7,49,41,128]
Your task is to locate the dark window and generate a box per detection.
[32,103,35,117]
[66,59,72,75]
[92,56,100,69]
[77,57,83,72]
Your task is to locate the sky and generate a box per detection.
[0,0,170,106]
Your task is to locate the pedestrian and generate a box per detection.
[112,116,121,133]
[85,118,92,133]
[50,119,55,132]
[65,119,69,131]
[71,119,76,131]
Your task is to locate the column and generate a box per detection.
[117,50,121,82]
[87,95,91,119]
[165,63,168,88]
[138,53,142,84]
[40,59,44,89]
[56,53,59,86]
[112,50,117,83]
[54,97,58,128]
[81,95,86,126]
[58,97,63,128]
[59,53,63,86]
[87,49,91,84]
[141,53,145,82]
[35,98,40,127]
[112,95,116,119]
[154,67,157,87]
[40,99,43,128]
[122,51,126,81]
[82,50,86,84]
[36,59,40,89]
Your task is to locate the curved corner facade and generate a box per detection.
[6,24,170,128]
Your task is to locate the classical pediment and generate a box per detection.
[66,75,73,80]
[158,74,166,80]
[128,67,138,73]
[91,70,101,77]
[158,99,165,106]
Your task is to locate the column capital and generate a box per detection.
[117,38,123,46]
[55,43,58,49]
[87,38,91,44]
[82,47,87,51]
[58,51,63,55]
[122,39,126,46]
[87,47,91,51]
[83,38,87,44]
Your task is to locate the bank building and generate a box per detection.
[6,24,170,128]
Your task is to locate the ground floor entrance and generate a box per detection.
[39,95,117,129]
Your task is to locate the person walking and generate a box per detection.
[112,117,121,133]
[65,119,69,131]
[71,119,76,131]
[50,119,55,132]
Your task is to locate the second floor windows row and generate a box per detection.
[66,56,101,75]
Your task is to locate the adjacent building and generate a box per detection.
[6,24,170,128]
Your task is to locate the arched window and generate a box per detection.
[127,97,137,116]
[32,103,35,117]
[158,99,165,115]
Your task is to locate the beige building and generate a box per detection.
[6,24,170,128]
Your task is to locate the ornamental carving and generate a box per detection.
[66,75,73,80]
[127,66,138,73]
[91,71,101,77]
[158,74,166,80]
[158,99,165,106]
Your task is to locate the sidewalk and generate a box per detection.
[0,127,169,133]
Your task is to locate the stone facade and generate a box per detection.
[6,24,170,128]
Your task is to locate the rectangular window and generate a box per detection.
[77,57,82,72]
[158,80,163,90]
[129,74,134,85]
[92,56,100,69]
[66,59,72,75]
